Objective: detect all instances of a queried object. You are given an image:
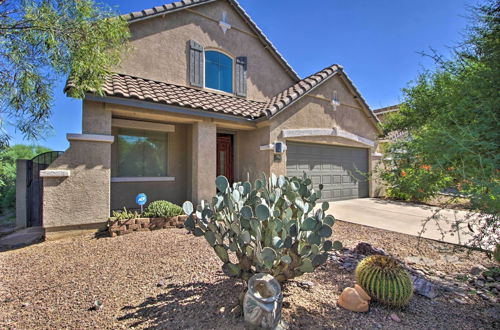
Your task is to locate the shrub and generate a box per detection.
[355,255,413,308]
[144,200,183,218]
[182,173,342,283]
[110,207,139,220]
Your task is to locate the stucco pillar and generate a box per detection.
[15,159,28,228]
[191,121,216,203]
[82,100,111,135]
[42,134,113,229]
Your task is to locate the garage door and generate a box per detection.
[286,142,369,201]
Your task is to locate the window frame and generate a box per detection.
[203,48,235,94]
[113,127,170,179]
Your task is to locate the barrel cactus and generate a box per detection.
[355,255,413,308]
[182,173,342,282]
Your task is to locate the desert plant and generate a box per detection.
[355,255,413,308]
[144,200,183,218]
[182,173,342,283]
[110,207,139,220]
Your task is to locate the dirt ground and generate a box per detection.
[0,221,498,329]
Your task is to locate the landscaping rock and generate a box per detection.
[390,313,401,323]
[453,298,467,305]
[353,242,387,256]
[2,222,497,329]
[297,281,314,290]
[404,256,437,267]
[337,286,370,312]
[91,300,103,311]
[412,275,439,299]
[470,265,487,275]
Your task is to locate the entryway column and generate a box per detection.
[191,121,216,204]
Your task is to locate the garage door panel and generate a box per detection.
[287,142,369,201]
[321,175,333,184]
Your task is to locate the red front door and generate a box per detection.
[216,134,233,183]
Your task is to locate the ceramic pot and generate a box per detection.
[243,273,283,329]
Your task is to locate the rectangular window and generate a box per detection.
[116,128,167,177]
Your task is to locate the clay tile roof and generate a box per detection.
[263,64,341,117]
[91,74,267,119]
[122,0,212,21]
[66,62,381,127]
[373,104,400,114]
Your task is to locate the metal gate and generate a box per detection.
[26,151,63,227]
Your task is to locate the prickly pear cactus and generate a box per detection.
[182,173,342,282]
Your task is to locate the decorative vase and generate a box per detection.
[243,273,283,329]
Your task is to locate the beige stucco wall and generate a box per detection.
[110,124,189,209]
[267,74,380,195]
[43,138,112,228]
[235,126,271,183]
[43,101,113,228]
[117,0,295,101]
[82,101,111,134]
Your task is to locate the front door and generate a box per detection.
[216,134,233,183]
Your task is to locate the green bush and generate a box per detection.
[183,173,342,283]
[144,200,183,218]
[380,155,453,202]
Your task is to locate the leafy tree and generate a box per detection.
[380,1,499,251]
[0,0,129,148]
[0,144,51,213]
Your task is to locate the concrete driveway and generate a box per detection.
[328,198,473,245]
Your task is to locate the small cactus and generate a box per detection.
[355,255,413,308]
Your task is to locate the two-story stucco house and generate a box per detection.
[38,0,382,235]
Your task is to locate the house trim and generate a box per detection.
[111,177,176,183]
[40,170,71,178]
[282,128,375,147]
[112,118,176,132]
[86,94,256,124]
[67,133,115,143]
[261,70,340,121]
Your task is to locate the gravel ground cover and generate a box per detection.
[0,221,498,329]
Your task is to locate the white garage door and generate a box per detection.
[286,142,369,201]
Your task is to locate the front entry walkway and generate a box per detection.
[328,198,473,245]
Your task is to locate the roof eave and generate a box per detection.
[85,93,259,124]
[265,69,340,121]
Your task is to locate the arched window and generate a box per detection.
[205,50,233,93]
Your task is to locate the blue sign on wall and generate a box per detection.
[135,193,147,206]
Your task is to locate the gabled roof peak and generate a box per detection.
[122,0,300,82]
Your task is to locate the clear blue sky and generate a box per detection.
[5,0,480,151]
